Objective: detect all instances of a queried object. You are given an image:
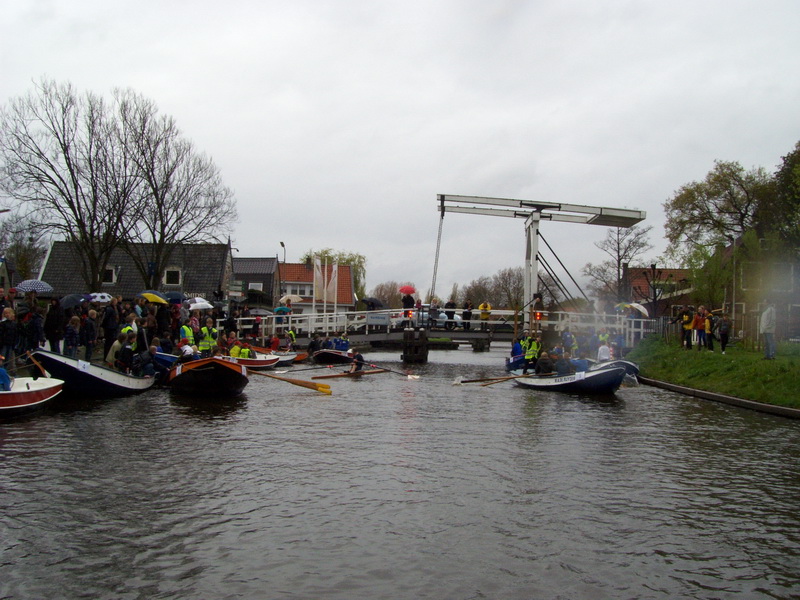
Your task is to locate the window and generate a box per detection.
[164,268,181,286]
[248,282,263,291]
[102,266,116,285]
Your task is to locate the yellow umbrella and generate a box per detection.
[140,292,168,305]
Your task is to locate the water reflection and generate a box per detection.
[1,348,799,599]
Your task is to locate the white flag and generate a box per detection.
[313,256,324,301]
[325,263,338,303]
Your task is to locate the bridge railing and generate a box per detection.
[222,308,660,349]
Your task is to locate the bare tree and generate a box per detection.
[0,79,136,289]
[368,280,415,308]
[491,267,524,310]
[117,89,237,288]
[582,225,653,305]
[0,214,49,280]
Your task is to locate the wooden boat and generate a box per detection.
[222,351,280,371]
[31,349,156,397]
[0,377,64,416]
[273,352,298,366]
[154,351,179,370]
[589,359,640,377]
[251,346,307,364]
[513,366,627,395]
[505,354,527,372]
[312,349,354,365]
[168,357,248,397]
[311,368,387,380]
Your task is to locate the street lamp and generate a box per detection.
[279,241,286,263]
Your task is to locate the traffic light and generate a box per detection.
[534,311,542,321]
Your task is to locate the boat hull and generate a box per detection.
[222,351,280,370]
[312,349,354,365]
[514,366,627,394]
[589,359,640,377]
[168,358,249,397]
[32,350,156,398]
[0,377,64,416]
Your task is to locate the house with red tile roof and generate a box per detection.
[622,265,693,318]
[278,262,355,312]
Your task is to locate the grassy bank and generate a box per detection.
[625,336,800,409]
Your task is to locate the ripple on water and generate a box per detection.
[1,349,799,599]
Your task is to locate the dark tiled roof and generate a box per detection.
[40,241,232,300]
[233,257,277,275]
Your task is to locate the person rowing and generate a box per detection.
[348,352,364,374]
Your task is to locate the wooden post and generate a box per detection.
[401,328,429,363]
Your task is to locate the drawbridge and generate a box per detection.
[431,194,646,327]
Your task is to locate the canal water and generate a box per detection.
[1,347,799,599]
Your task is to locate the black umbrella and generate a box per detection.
[165,291,186,304]
[61,293,90,310]
[361,297,384,309]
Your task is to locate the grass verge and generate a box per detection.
[625,336,800,409]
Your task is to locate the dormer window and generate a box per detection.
[164,267,182,286]
[102,265,117,285]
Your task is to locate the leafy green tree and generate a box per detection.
[301,248,367,303]
[663,160,775,256]
[762,140,800,250]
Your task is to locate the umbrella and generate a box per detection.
[186,297,209,305]
[399,285,416,295]
[165,291,186,303]
[139,292,168,305]
[16,279,54,294]
[616,302,649,317]
[279,294,303,304]
[362,297,384,308]
[89,292,114,304]
[61,293,90,310]
[188,301,214,311]
[138,290,168,301]
[274,306,291,314]
[249,308,273,316]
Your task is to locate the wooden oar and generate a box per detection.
[481,374,533,387]
[249,370,332,395]
[26,351,49,377]
[274,364,337,374]
[481,373,557,387]
[312,369,387,380]
[364,362,420,380]
[458,374,518,384]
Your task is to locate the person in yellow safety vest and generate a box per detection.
[239,343,252,359]
[229,341,242,358]
[478,300,492,330]
[179,319,194,345]
[523,334,541,374]
[120,313,139,351]
[198,317,218,357]
[285,327,296,350]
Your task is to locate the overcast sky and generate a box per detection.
[3,1,799,298]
